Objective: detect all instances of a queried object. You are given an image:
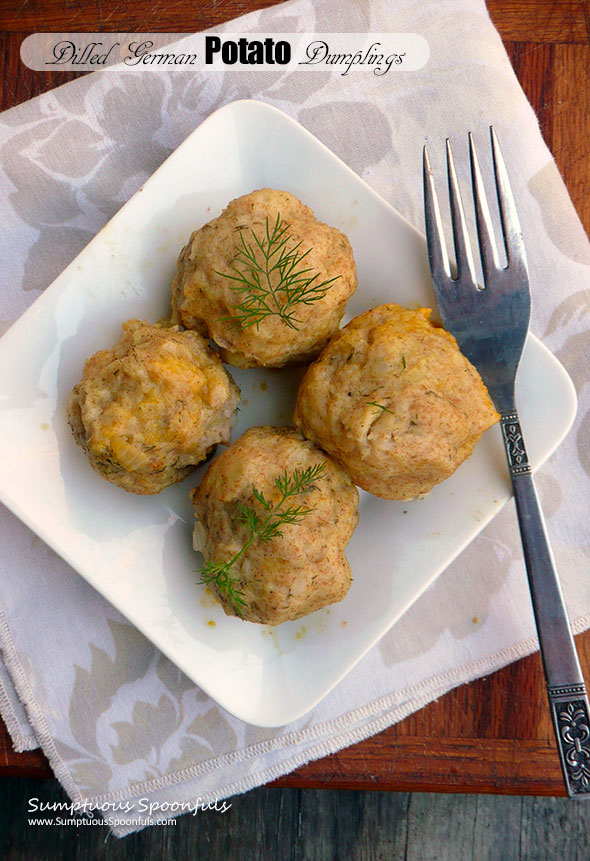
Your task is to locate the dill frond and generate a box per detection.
[367,402,394,415]
[216,214,340,330]
[197,461,327,616]
[198,561,247,617]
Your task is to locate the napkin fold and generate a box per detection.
[1,0,590,837]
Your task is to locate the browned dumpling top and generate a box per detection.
[67,319,239,494]
[192,426,359,624]
[293,303,499,500]
[171,188,357,368]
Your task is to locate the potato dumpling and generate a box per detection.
[192,426,359,624]
[67,319,239,494]
[171,188,357,368]
[293,304,499,500]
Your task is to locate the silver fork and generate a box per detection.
[423,127,590,798]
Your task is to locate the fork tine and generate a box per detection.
[469,132,499,283]
[423,145,451,283]
[446,139,477,287]
[490,126,528,271]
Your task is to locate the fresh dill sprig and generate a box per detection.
[216,214,340,331]
[367,402,394,415]
[198,462,327,617]
[198,562,247,616]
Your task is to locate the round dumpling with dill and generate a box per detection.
[67,320,240,494]
[192,426,359,625]
[293,303,500,501]
[171,188,357,368]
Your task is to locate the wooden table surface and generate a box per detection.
[0,0,589,796]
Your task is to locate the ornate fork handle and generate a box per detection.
[500,409,590,797]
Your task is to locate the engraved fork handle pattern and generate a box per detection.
[500,411,531,476]
[550,689,590,796]
[500,409,590,797]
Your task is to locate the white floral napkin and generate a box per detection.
[1,0,590,837]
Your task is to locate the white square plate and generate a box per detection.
[0,100,576,726]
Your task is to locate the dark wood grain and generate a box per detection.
[1,0,588,42]
[2,780,590,858]
[487,0,590,43]
[0,0,279,31]
[554,43,590,232]
[507,41,554,151]
[0,0,589,796]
